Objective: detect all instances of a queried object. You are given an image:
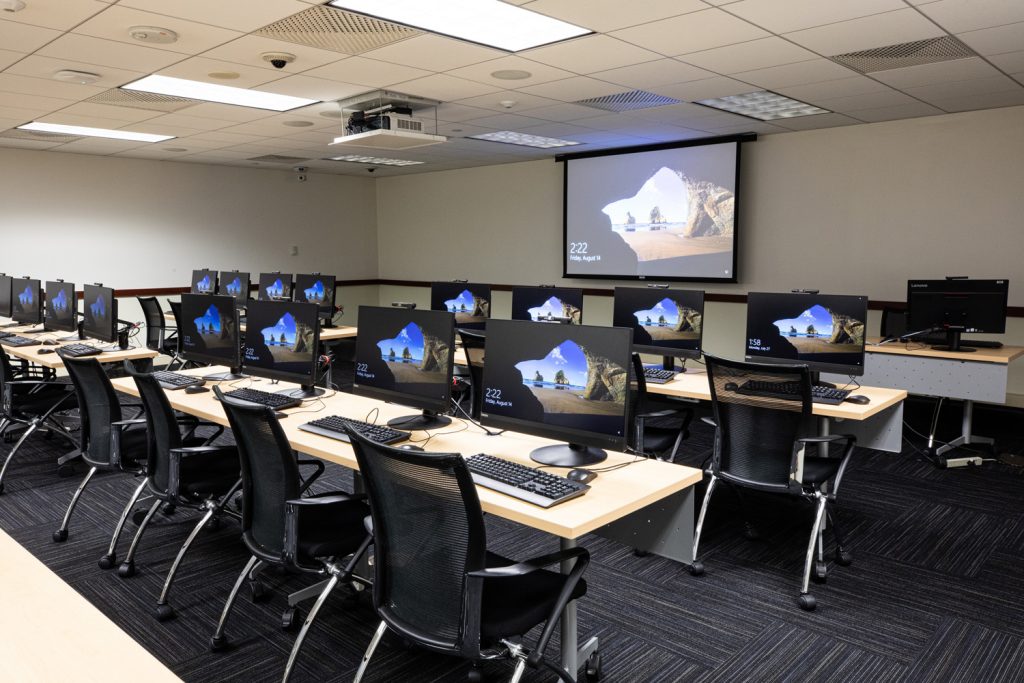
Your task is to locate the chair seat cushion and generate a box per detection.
[803,456,842,485]
[11,385,75,416]
[480,551,587,639]
[641,426,683,455]
[295,493,371,561]
[179,448,240,497]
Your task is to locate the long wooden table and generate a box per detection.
[0,323,158,370]
[164,313,357,343]
[111,367,702,679]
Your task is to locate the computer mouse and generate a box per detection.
[184,385,210,395]
[38,348,55,355]
[845,394,871,405]
[399,444,424,452]
[567,469,597,484]
[42,340,59,346]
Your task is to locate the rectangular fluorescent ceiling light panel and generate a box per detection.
[17,121,174,143]
[469,131,580,149]
[696,91,829,121]
[122,75,318,112]
[329,154,423,166]
[326,0,591,52]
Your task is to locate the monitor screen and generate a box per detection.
[480,319,632,452]
[907,279,1009,334]
[0,275,12,318]
[242,300,320,387]
[219,271,250,302]
[82,284,117,343]
[11,277,42,325]
[180,294,241,368]
[353,305,454,415]
[190,269,217,295]
[612,286,704,359]
[258,273,293,301]
[745,292,867,376]
[430,282,491,330]
[294,273,336,315]
[44,281,77,333]
[563,139,742,282]
[511,286,583,324]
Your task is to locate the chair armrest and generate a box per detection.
[701,416,717,428]
[296,458,326,494]
[467,547,588,579]
[363,515,373,535]
[283,494,369,569]
[635,408,681,420]
[285,493,367,507]
[170,445,235,458]
[797,434,856,445]
[112,418,147,428]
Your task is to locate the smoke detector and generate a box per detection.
[1,0,27,12]
[129,26,179,44]
[53,70,101,85]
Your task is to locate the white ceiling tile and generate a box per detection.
[0,73,105,100]
[679,37,818,73]
[814,88,917,113]
[388,74,501,101]
[785,9,945,55]
[956,22,1024,56]
[512,101,607,122]
[518,0,706,32]
[201,35,348,73]
[0,103,57,120]
[517,121,597,138]
[72,6,242,56]
[155,56,284,87]
[655,75,758,100]
[519,35,662,74]
[0,50,23,71]
[124,122,206,137]
[872,57,1004,89]
[731,58,860,89]
[591,59,716,89]
[53,137,150,153]
[776,76,892,102]
[176,102,277,122]
[137,112,233,130]
[303,56,431,88]
[434,102,499,122]
[446,55,574,88]
[903,74,1023,100]
[180,130,267,145]
[38,33,185,72]
[0,19,62,53]
[117,0,311,33]
[0,90,73,112]
[453,91,560,113]
[5,54,146,89]
[612,9,769,56]
[771,112,862,130]
[36,111,140,127]
[0,137,65,149]
[362,35,503,73]
[458,112,552,130]
[518,76,626,101]
[53,101,163,122]
[916,0,1024,33]
[926,88,1024,111]
[853,101,944,122]
[0,0,107,31]
[724,0,905,34]
[627,101,720,123]
[257,74,365,101]
[989,50,1024,73]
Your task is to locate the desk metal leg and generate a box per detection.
[936,399,993,463]
[560,537,598,682]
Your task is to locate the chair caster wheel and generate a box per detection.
[585,651,603,681]
[835,548,853,566]
[155,604,175,622]
[281,607,300,631]
[118,561,136,578]
[131,510,148,526]
[52,529,68,543]
[633,548,651,557]
[743,523,760,541]
[210,635,229,653]
[812,561,828,584]
[687,561,704,577]
[798,594,817,611]
[249,580,269,603]
[98,553,116,570]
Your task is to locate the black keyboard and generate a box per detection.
[152,371,205,390]
[298,416,407,445]
[0,331,13,339]
[734,380,850,406]
[221,387,302,410]
[912,334,1003,349]
[0,335,41,347]
[59,343,103,358]
[465,454,590,508]
[643,367,677,384]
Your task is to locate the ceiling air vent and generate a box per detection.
[83,89,201,112]
[573,90,683,112]
[255,5,420,54]
[247,154,312,164]
[0,128,84,143]
[830,36,976,74]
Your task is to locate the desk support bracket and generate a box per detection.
[935,399,992,466]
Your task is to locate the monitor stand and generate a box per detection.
[530,442,608,467]
[321,316,335,329]
[278,384,326,399]
[203,367,246,381]
[662,356,689,373]
[930,328,976,353]
[387,410,451,430]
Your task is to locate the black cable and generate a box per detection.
[364,406,380,425]
[449,397,504,436]
[410,419,469,450]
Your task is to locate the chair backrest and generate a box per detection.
[215,387,301,562]
[137,296,165,352]
[704,354,816,492]
[62,356,123,467]
[880,307,907,338]
[167,300,183,353]
[457,330,486,419]
[627,353,649,448]
[0,346,16,413]
[347,429,487,658]
[125,363,186,494]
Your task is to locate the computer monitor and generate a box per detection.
[190,269,217,295]
[242,299,322,398]
[258,272,293,301]
[353,305,455,430]
[82,284,118,343]
[293,273,336,322]
[480,319,632,467]
[180,293,243,380]
[907,278,1009,352]
[0,274,12,319]
[44,280,77,333]
[612,286,704,370]
[219,270,250,303]
[511,286,584,324]
[430,281,491,330]
[745,292,868,378]
[11,277,42,325]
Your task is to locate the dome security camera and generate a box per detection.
[262,52,296,69]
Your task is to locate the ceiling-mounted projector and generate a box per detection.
[329,90,447,150]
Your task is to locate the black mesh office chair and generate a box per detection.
[52,356,149,545]
[630,354,693,461]
[694,355,856,611]
[0,346,77,495]
[119,364,241,622]
[138,296,178,361]
[347,429,591,683]
[209,387,371,683]
[458,329,487,420]
[166,299,186,369]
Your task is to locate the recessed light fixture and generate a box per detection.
[326,0,591,52]
[53,70,101,85]
[128,26,178,44]
[121,75,318,112]
[491,69,532,80]
[328,154,424,167]
[695,91,829,121]
[469,130,580,149]
[1,0,27,12]
[17,122,175,143]
[282,120,315,127]
[208,71,240,80]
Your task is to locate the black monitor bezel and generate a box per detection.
[0,274,12,318]
[82,284,118,343]
[612,286,705,360]
[429,281,492,330]
[190,269,218,295]
[478,319,632,452]
[179,293,242,369]
[293,273,337,316]
[218,270,251,302]
[11,277,43,325]
[44,280,77,333]
[906,279,1009,334]
[510,286,584,324]
[257,272,294,301]
[744,291,868,377]
[241,299,321,387]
